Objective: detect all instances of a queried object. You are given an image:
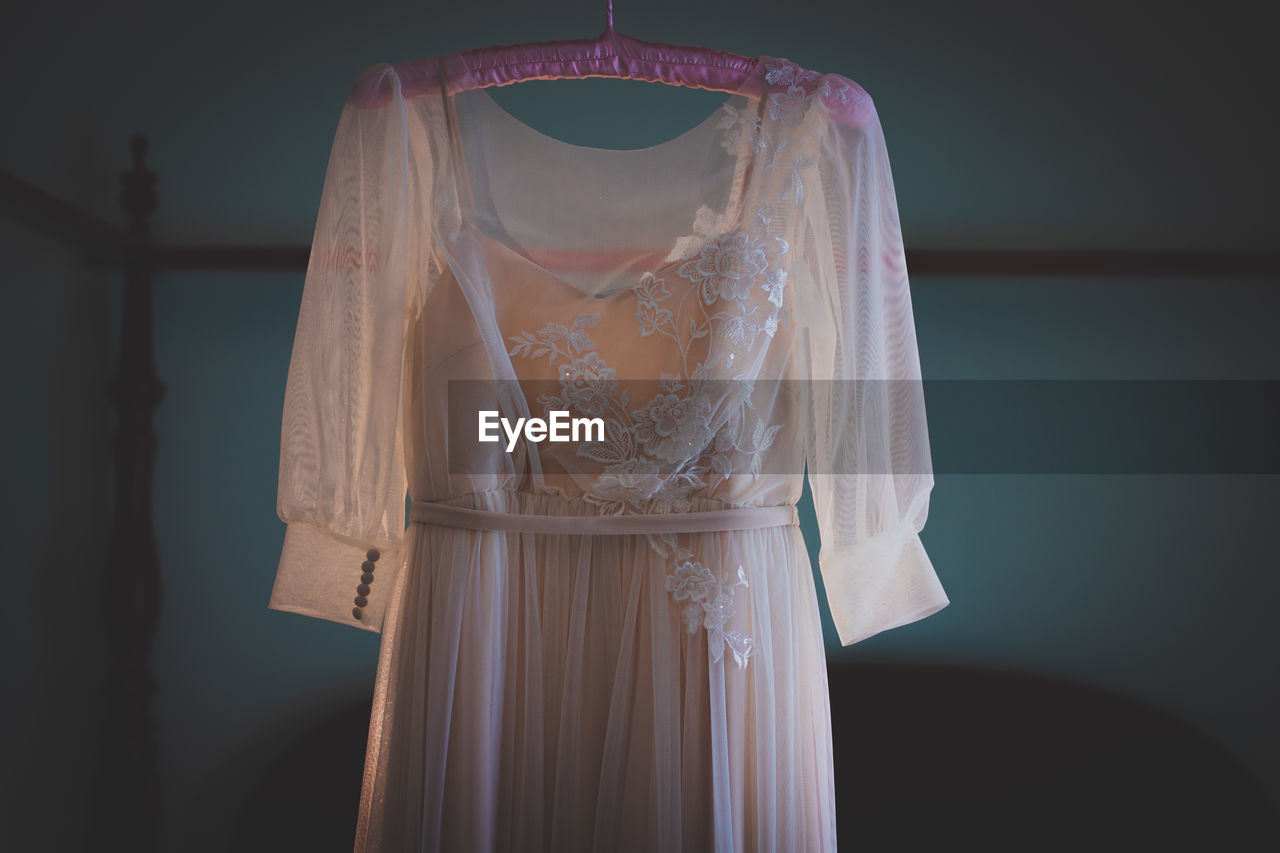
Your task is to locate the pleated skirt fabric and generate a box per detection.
[354,492,837,852]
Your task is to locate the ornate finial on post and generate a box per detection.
[606,0,614,32]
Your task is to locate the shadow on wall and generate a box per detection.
[230,662,1279,850]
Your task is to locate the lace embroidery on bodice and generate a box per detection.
[498,58,844,669]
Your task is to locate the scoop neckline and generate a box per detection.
[441,64,771,301]
[467,68,757,157]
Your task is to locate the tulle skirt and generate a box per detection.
[354,491,837,852]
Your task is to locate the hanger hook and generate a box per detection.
[606,0,614,32]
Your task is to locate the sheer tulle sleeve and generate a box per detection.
[268,66,419,633]
[801,77,949,646]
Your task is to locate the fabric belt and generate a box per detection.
[410,500,798,535]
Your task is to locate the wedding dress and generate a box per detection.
[268,51,948,852]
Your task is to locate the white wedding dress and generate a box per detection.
[268,52,948,852]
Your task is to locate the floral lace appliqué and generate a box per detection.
[717,103,770,156]
[762,58,853,127]
[664,554,753,669]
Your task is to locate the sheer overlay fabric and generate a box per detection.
[269,53,948,852]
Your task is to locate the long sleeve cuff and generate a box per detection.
[819,519,949,646]
[268,520,403,634]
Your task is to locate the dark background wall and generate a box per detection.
[3,1,1277,850]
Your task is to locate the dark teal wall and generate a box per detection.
[4,1,1277,850]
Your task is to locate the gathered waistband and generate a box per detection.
[410,500,798,535]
